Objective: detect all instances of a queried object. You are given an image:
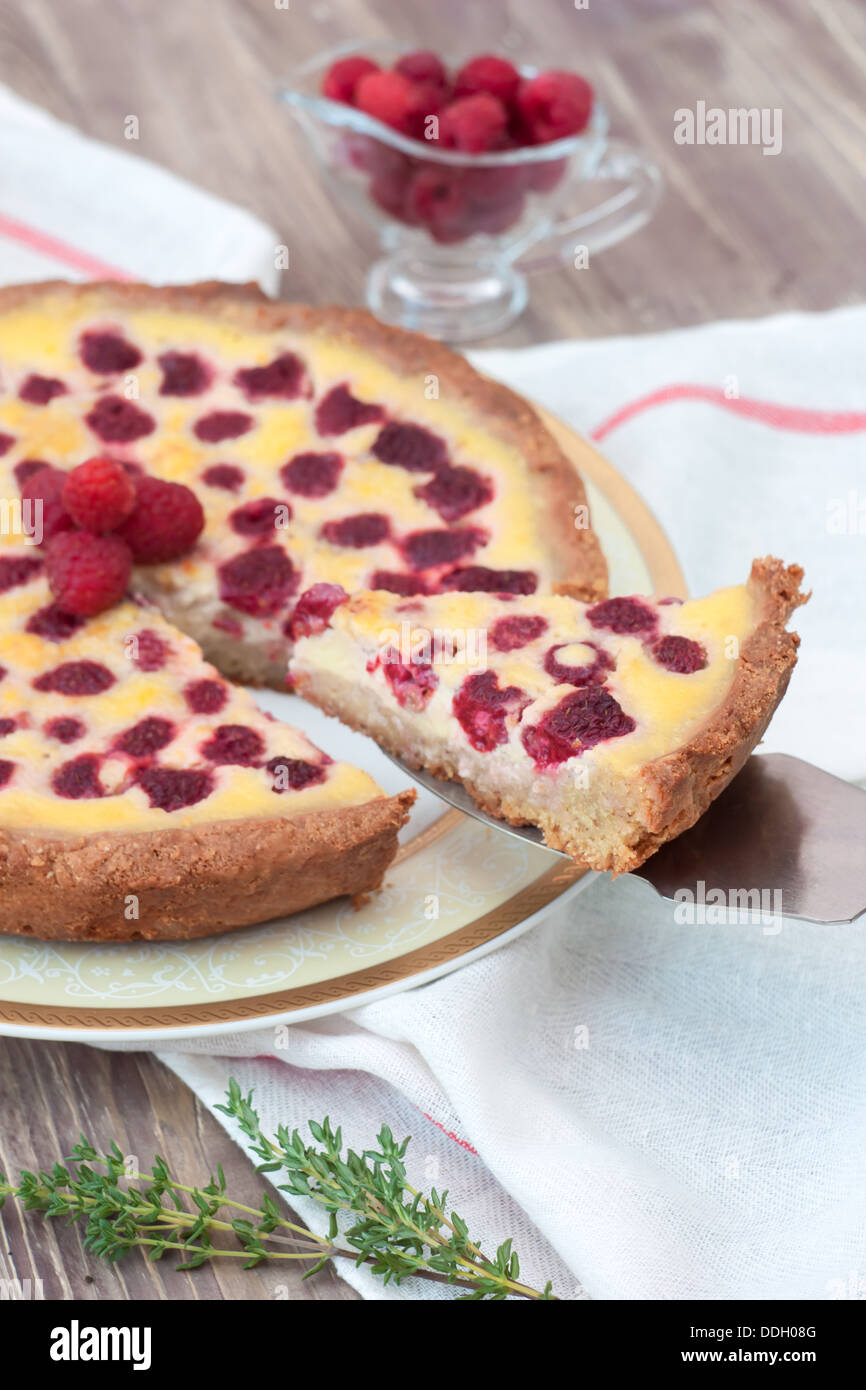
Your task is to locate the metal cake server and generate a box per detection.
[383,751,866,925]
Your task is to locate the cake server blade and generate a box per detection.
[383,751,866,925]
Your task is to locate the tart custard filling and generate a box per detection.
[0,562,379,835]
[291,585,758,784]
[0,290,582,681]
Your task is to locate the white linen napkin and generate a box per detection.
[0,85,280,290]
[3,86,864,1300]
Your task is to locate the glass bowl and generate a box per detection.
[278,41,661,341]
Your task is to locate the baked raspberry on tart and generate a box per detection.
[290,558,807,874]
[0,279,606,690]
[0,561,413,941]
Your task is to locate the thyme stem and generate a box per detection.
[0,1080,557,1301]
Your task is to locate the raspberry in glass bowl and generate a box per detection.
[279,41,660,340]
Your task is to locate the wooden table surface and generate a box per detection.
[0,0,863,1301]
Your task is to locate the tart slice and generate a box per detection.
[0,557,413,941]
[290,558,807,873]
[0,280,606,688]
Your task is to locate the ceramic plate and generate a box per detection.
[0,411,684,1041]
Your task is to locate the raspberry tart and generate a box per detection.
[0,279,606,693]
[290,559,807,873]
[0,277,608,940]
[0,562,413,941]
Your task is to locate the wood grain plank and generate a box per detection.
[0,1039,359,1300]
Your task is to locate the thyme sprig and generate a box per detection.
[0,1078,555,1301]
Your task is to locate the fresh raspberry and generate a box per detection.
[414,465,493,522]
[116,475,205,562]
[405,167,467,239]
[462,162,528,206]
[45,531,132,617]
[370,165,413,221]
[587,596,657,635]
[490,614,548,652]
[20,466,74,544]
[62,456,136,533]
[26,602,86,642]
[33,660,115,695]
[516,71,593,144]
[322,55,380,105]
[346,135,410,177]
[19,374,68,405]
[463,194,526,235]
[85,395,155,443]
[409,79,449,122]
[527,156,568,192]
[394,51,448,89]
[454,55,521,108]
[651,635,707,674]
[314,384,384,436]
[0,554,42,593]
[439,94,508,153]
[321,513,390,548]
[0,760,13,788]
[355,69,427,138]
[80,331,142,374]
[288,583,347,639]
[438,565,537,594]
[267,757,326,792]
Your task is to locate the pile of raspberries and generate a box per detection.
[322,51,594,243]
[21,458,204,616]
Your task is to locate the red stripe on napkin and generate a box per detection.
[591,383,866,441]
[0,213,132,280]
[422,1112,478,1154]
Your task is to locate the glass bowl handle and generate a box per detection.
[516,139,662,273]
